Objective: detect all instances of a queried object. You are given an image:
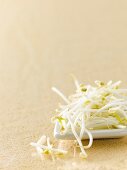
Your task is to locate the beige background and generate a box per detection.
[1,0,127,169]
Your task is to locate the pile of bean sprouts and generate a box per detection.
[52,79,127,158]
[31,78,127,159]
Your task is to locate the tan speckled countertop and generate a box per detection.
[1,1,127,170]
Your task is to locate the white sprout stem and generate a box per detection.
[30,142,68,154]
[46,137,55,161]
[71,74,80,90]
[47,137,51,146]
[74,79,80,90]
[52,87,70,104]
[79,114,93,149]
[83,128,93,149]
[66,111,81,129]
[111,81,121,88]
[37,135,47,145]
[67,114,87,157]
[63,101,84,128]
[74,112,82,126]
[96,101,127,114]
[107,80,113,86]
[80,114,85,139]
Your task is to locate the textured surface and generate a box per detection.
[1,0,127,170]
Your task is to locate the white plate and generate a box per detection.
[54,122,127,139]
